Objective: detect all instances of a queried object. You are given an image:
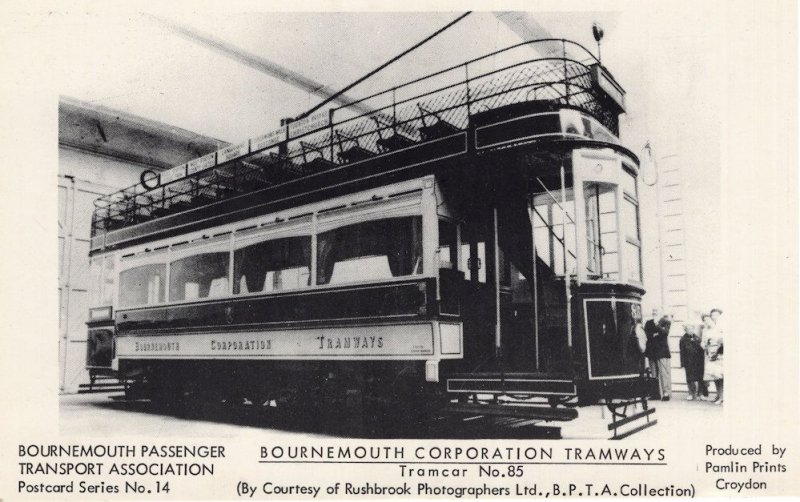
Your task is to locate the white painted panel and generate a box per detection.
[663,244,686,262]
[58,184,68,230]
[117,324,435,359]
[663,228,685,246]
[67,291,89,338]
[664,274,687,292]
[73,189,100,238]
[440,323,462,355]
[63,341,90,392]
[69,240,91,288]
[661,184,682,202]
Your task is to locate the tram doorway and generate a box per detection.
[457,200,540,374]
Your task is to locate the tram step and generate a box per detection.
[444,402,578,422]
[79,382,123,388]
[77,386,126,394]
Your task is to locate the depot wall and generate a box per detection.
[57,99,225,393]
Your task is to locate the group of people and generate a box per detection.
[679,309,725,404]
[640,307,725,405]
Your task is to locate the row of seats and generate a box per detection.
[98,104,461,232]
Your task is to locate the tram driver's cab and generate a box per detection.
[438,144,645,400]
[530,149,645,387]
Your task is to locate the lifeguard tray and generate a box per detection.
[90,39,626,252]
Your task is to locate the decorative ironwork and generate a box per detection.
[92,39,621,236]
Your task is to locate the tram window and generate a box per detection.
[316,216,423,285]
[622,169,638,198]
[119,264,166,308]
[438,219,457,269]
[584,182,618,280]
[459,242,486,283]
[169,252,230,301]
[622,197,642,282]
[545,196,577,276]
[233,236,311,294]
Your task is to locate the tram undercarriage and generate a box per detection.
[114,357,654,439]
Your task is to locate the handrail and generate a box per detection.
[334,39,597,111]
[91,38,615,237]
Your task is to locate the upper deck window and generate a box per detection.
[316,216,423,285]
[169,251,230,301]
[233,236,311,294]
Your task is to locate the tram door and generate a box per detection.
[458,214,496,370]
[497,202,539,373]
[459,205,537,373]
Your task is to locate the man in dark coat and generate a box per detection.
[679,323,705,400]
[644,309,672,400]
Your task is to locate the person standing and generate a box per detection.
[704,311,724,404]
[644,309,673,400]
[679,323,705,400]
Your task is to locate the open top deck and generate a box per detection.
[90,39,628,253]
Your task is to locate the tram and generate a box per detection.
[85,39,654,437]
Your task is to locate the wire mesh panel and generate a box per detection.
[92,39,622,237]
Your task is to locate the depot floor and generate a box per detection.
[59,392,723,440]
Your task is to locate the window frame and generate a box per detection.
[167,236,232,303]
[112,178,441,309]
[621,164,643,284]
[231,218,314,297]
[315,214,425,287]
[117,261,167,309]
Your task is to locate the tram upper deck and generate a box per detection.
[89,38,633,254]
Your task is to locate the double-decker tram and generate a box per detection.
[85,39,655,438]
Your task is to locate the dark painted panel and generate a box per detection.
[86,328,114,368]
[476,113,562,149]
[117,279,436,334]
[447,378,575,394]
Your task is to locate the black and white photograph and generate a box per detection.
[1,1,798,499]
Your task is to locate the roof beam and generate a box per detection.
[494,12,560,56]
[143,14,372,115]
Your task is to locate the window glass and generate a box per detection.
[622,169,638,199]
[169,252,230,301]
[438,219,457,269]
[625,241,642,282]
[119,264,166,308]
[584,182,618,280]
[531,191,576,276]
[234,236,311,294]
[459,242,487,282]
[622,197,642,282]
[621,198,640,241]
[317,216,423,285]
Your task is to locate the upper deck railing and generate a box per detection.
[92,39,624,236]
